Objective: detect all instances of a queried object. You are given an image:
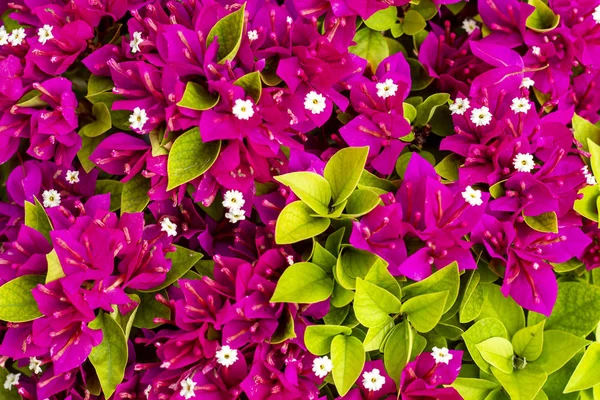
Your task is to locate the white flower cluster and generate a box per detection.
[0,26,27,47]
[223,189,246,223]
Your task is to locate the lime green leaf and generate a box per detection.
[324,305,350,326]
[270,308,296,344]
[110,294,139,339]
[24,198,52,242]
[349,28,389,74]
[133,291,171,329]
[396,151,436,177]
[401,291,448,333]
[415,93,450,126]
[88,312,128,399]
[460,270,484,323]
[364,7,397,31]
[535,330,590,374]
[574,185,600,222]
[523,211,558,233]
[275,172,332,215]
[463,318,509,373]
[343,189,380,217]
[476,337,514,374]
[121,174,150,213]
[383,320,413,385]
[0,275,44,322]
[332,281,354,308]
[358,170,397,194]
[452,378,499,400]
[177,82,219,111]
[446,2,466,14]
[167,127,221,190]
[312,242,337,273]
[325,227,346,256]
[331,335,365,397]
[564,342,600,392]
[542,354,582,400]
[336,247,380,289]
[511,320,545,362]
[79,134,106,173]
[489,180,506,199]
[435,154,461,182]
[305,325,352,355]
[526,0,560,32]
[206,3,246,63]
[80,102,112,137]
[363,317,394,352]
[17,90,47,108]
[403,9,426,35]
[402,262,459,314]
[491,364,547,400]
[275,201,330,244]
[364,258,401,299]
[573,114,600,152]
[390,23,404,38]
[354,278,401,328]
[403,102,417,123]
[413,0,438,20]
[543,281,600,336]
[324,147,369,207]
[95,180,124,212]
[271,262,333,303]
[45,250,65,284]
[477,283,525,337]
[233,71,262,103]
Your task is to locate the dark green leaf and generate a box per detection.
[141,245,203,292]
[121,174,150,213]
[523,211,558,233]
[24,198,52,242]
[403,10,426,35]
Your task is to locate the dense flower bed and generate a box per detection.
[1,0,600,399]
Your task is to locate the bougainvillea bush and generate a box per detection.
[3,0,600,399]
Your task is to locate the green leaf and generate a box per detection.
[177,82,219,111]
[312,243,337,273]
[305,325,352,355]
[403,9,426,35]
[403,102,417,123]
[589,138,600,183]
[395,151,436,177]
[463,318,509,373]
[324,146,369,207]
[452,378,499,400]
[363,318,394,352]
[407,58,434,90]
[324,305,350,326]
[383,320,414,385]
[535,330,591,374]
[80,102,112,137]
[354,278,401,328]
[167,127,221,190]
[0,368,22,400]
[336,247,380,289]
[45,250,65,283]
[87,75,114,98]
[331,335,365,396]
[542,281,600,336]
[490,180,506,199]
[477,283,525,337]
[564,342,600,392]
[364,259,401,299]
[325,227,346,256]
[523,211,558,233]
[206,3,246,63]
[358,170,398,194]
[573,114,600,152]
[542,353,582,400]
[511,320,545,362]
[460,270,484,323]
[402,262,459,314]
[79,134,106,173]
[415,93,450,126]
[364,6,397,31]
[133,291,171,329]
[88,312,128,399]
[0,275,44,322]
[17,90,47,108]
[120,174,150,213]
[526,0,560,32]
[270,308,296,344]
[435,154,462,182]
[349,28,389,74]
[574,185,600,222]
[343,189,380,217]
[332,281,354,308]
[275,201,330,244]
[491,364,547,400]
[413,0,438,20]
[140,245,203,292]
[24,198,52,242]
[476,337,514,374]
[401,291,448,333]
[95,180,124,212]
[390,23,404,38]
[110,294,139,339]
[233,71,262,103]
[275,172,332,215]
[271,262,333,303]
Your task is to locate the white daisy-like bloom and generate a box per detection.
[582,166,597,185]
[286,255,294,266]
[225,207,246,224]
[130,31,143,53]
[144,385,152,399]
[312,356,333,378]
[513,153,535,173]
[362,368,385,392]
[287,16,293,24]
[376,79,398,99]
[29,357,43,374]
[449,97,470,115]
[222,189,245,209]
[129,107,149,131]
[520,77,535,89]
[160,217,178,237]
[593,5,600,24]
[470,106,493,127]
[37,24,54,45]
[462,19,478,34]
[232,99,255,120]
[42,189,61,208]
[431,347,453,365]
[65,170,80,184]
[304,91,327,114]
[3,373,20,390]
[462,186,483,206]
[247,30,258,41]
[8,28,26,46]
[0,27,9,46]
[531,46,541,56]
[179,377,197,399]
[510,97,532,114]
[215,345,239,367]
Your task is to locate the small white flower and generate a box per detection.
[286,255,294,266]
[304,91,327,114]
[129,107,149,131]
[225,207,246,224]
[3,373,20,390]
[232,99,255,120]
[0,27,9,46]
[160,217,178,237]
[130,31,143,53]
[431,347,453,365]
[65,170,80,184]
[215,345,239,367]
[462,19,478,34]
[37,24,54,45]
[29,357,43,374]
[462,186,483,206]
[376,79,398,99]
[513,153,535,173]
[312,356,333,378]
[593,5,600,24]
[520,77,535,89]
[179,377,197,399]
[8,28,26,46]
[449,97,470,115]
[582,166,597,186]
[42,189,61,208]
[222,189,245,209]
[470,106,493,127]
[247,30,258,41]
[510,97,532,114]
[287,16,293,24]
[532,46,541,56]
[362,368,385,392]
[144,385,152,399]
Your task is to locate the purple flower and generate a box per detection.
[399,349,463,399]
